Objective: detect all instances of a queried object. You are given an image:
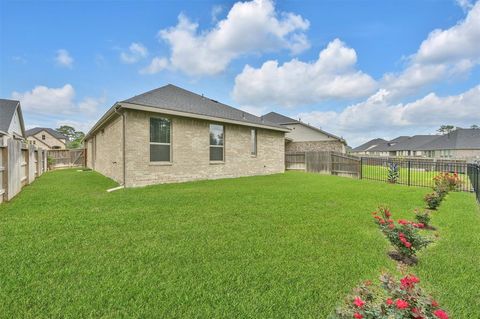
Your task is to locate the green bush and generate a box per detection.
[424,192,442,210]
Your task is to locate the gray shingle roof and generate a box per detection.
[262,111,344,142]
[370,135,438,152]
[262,112,300,124]
[420,129,480,150]
[122,84,285,130]
[352,138,388,152]
[0,99,20,134]
[25,127,67,140]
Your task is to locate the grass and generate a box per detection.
[0,170,478,318]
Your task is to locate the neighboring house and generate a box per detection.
[351,138,388,156]
[84,84,288,187]
[25,128,67,150]
[262,112,347,153]
[352,129,480,161]
[0,99,26,141]
[419,128,480,161]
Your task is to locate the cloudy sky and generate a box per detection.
[1,0,479,146]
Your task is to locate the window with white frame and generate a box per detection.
[209,124,224,161]
[250,129,257,156]
[150,117,171,162]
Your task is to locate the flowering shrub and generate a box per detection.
[333,273,449,319]
[373,207,431,260]
[424,192,442,210]
[387,162,400,184]
[414,209,431,228]
[434,172,461,192]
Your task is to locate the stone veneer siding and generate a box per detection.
[286,140,345,153]
[87,109,285,187]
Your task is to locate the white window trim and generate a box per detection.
[149,116,172,163]
[209,124,225,163]
[250,128,257,157]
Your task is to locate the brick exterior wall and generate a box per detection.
[285,140,345,153]
[86,109,285,187]
[87,116,124,184]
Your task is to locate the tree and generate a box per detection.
[437,125,455,134]
[471,124,479,129]
[56,125,85,149]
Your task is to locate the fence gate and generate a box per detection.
[47,149,85,169]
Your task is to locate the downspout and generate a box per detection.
[114,105,126,187]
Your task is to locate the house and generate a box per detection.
[352,129,480,161]
[419,128,480,161]
[351,138,388,156]
[26,127,68,150]
[84,84,288,187]
[262,112,347,153]
[0,99,26,142]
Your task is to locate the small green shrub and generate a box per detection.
[387,162,399,184]
[424,192,442,210]
[414,210,431,227]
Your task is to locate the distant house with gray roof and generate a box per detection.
[352,129,480,161]
[84,84,289,187]
[262,112,347,153]
[25,127,68,150]
[0,99,25,141]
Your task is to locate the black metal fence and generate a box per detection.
[467,163,480,202]
[360,157,478,194]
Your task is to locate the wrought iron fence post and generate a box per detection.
[359,157,363,179]
[407,160,411,186]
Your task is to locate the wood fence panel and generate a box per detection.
[285,151,361,178]
[0,137,47,203]
[28,144,36,184]
[48,149,85,169]
[7,138,23,201]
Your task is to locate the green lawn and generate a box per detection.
[0,170,478,318]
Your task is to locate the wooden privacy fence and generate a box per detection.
[285,151,361,178]
[47,149,85,169]
[0,137,47,203]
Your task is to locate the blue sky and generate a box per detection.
[1,0,479,146]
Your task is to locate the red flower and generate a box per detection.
[395,299,409,309]
[386,298,393,305]
[353,297,365,308]
[431,300,439,307]
[388,223,394,229]
[385,211,392,217]
[433,309,449,319]
[398,219,409,225]
[353,312,363,319]
[404,241,412,248]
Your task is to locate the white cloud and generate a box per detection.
[159,0,310,76]
[120,42,148,63]
[211,5,224,22]
[55,49,74,68]
[296,85,480,146]
[233,39,377,107]
[456,0,474,11]
[139,57,169,74]
[382,2,480,97]
[55,119,95,133]
[11,84,104,116]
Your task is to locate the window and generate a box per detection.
[150,117,171,162]
[250,129,257,156]
[209,124,224,161]
[42,134,45,140]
